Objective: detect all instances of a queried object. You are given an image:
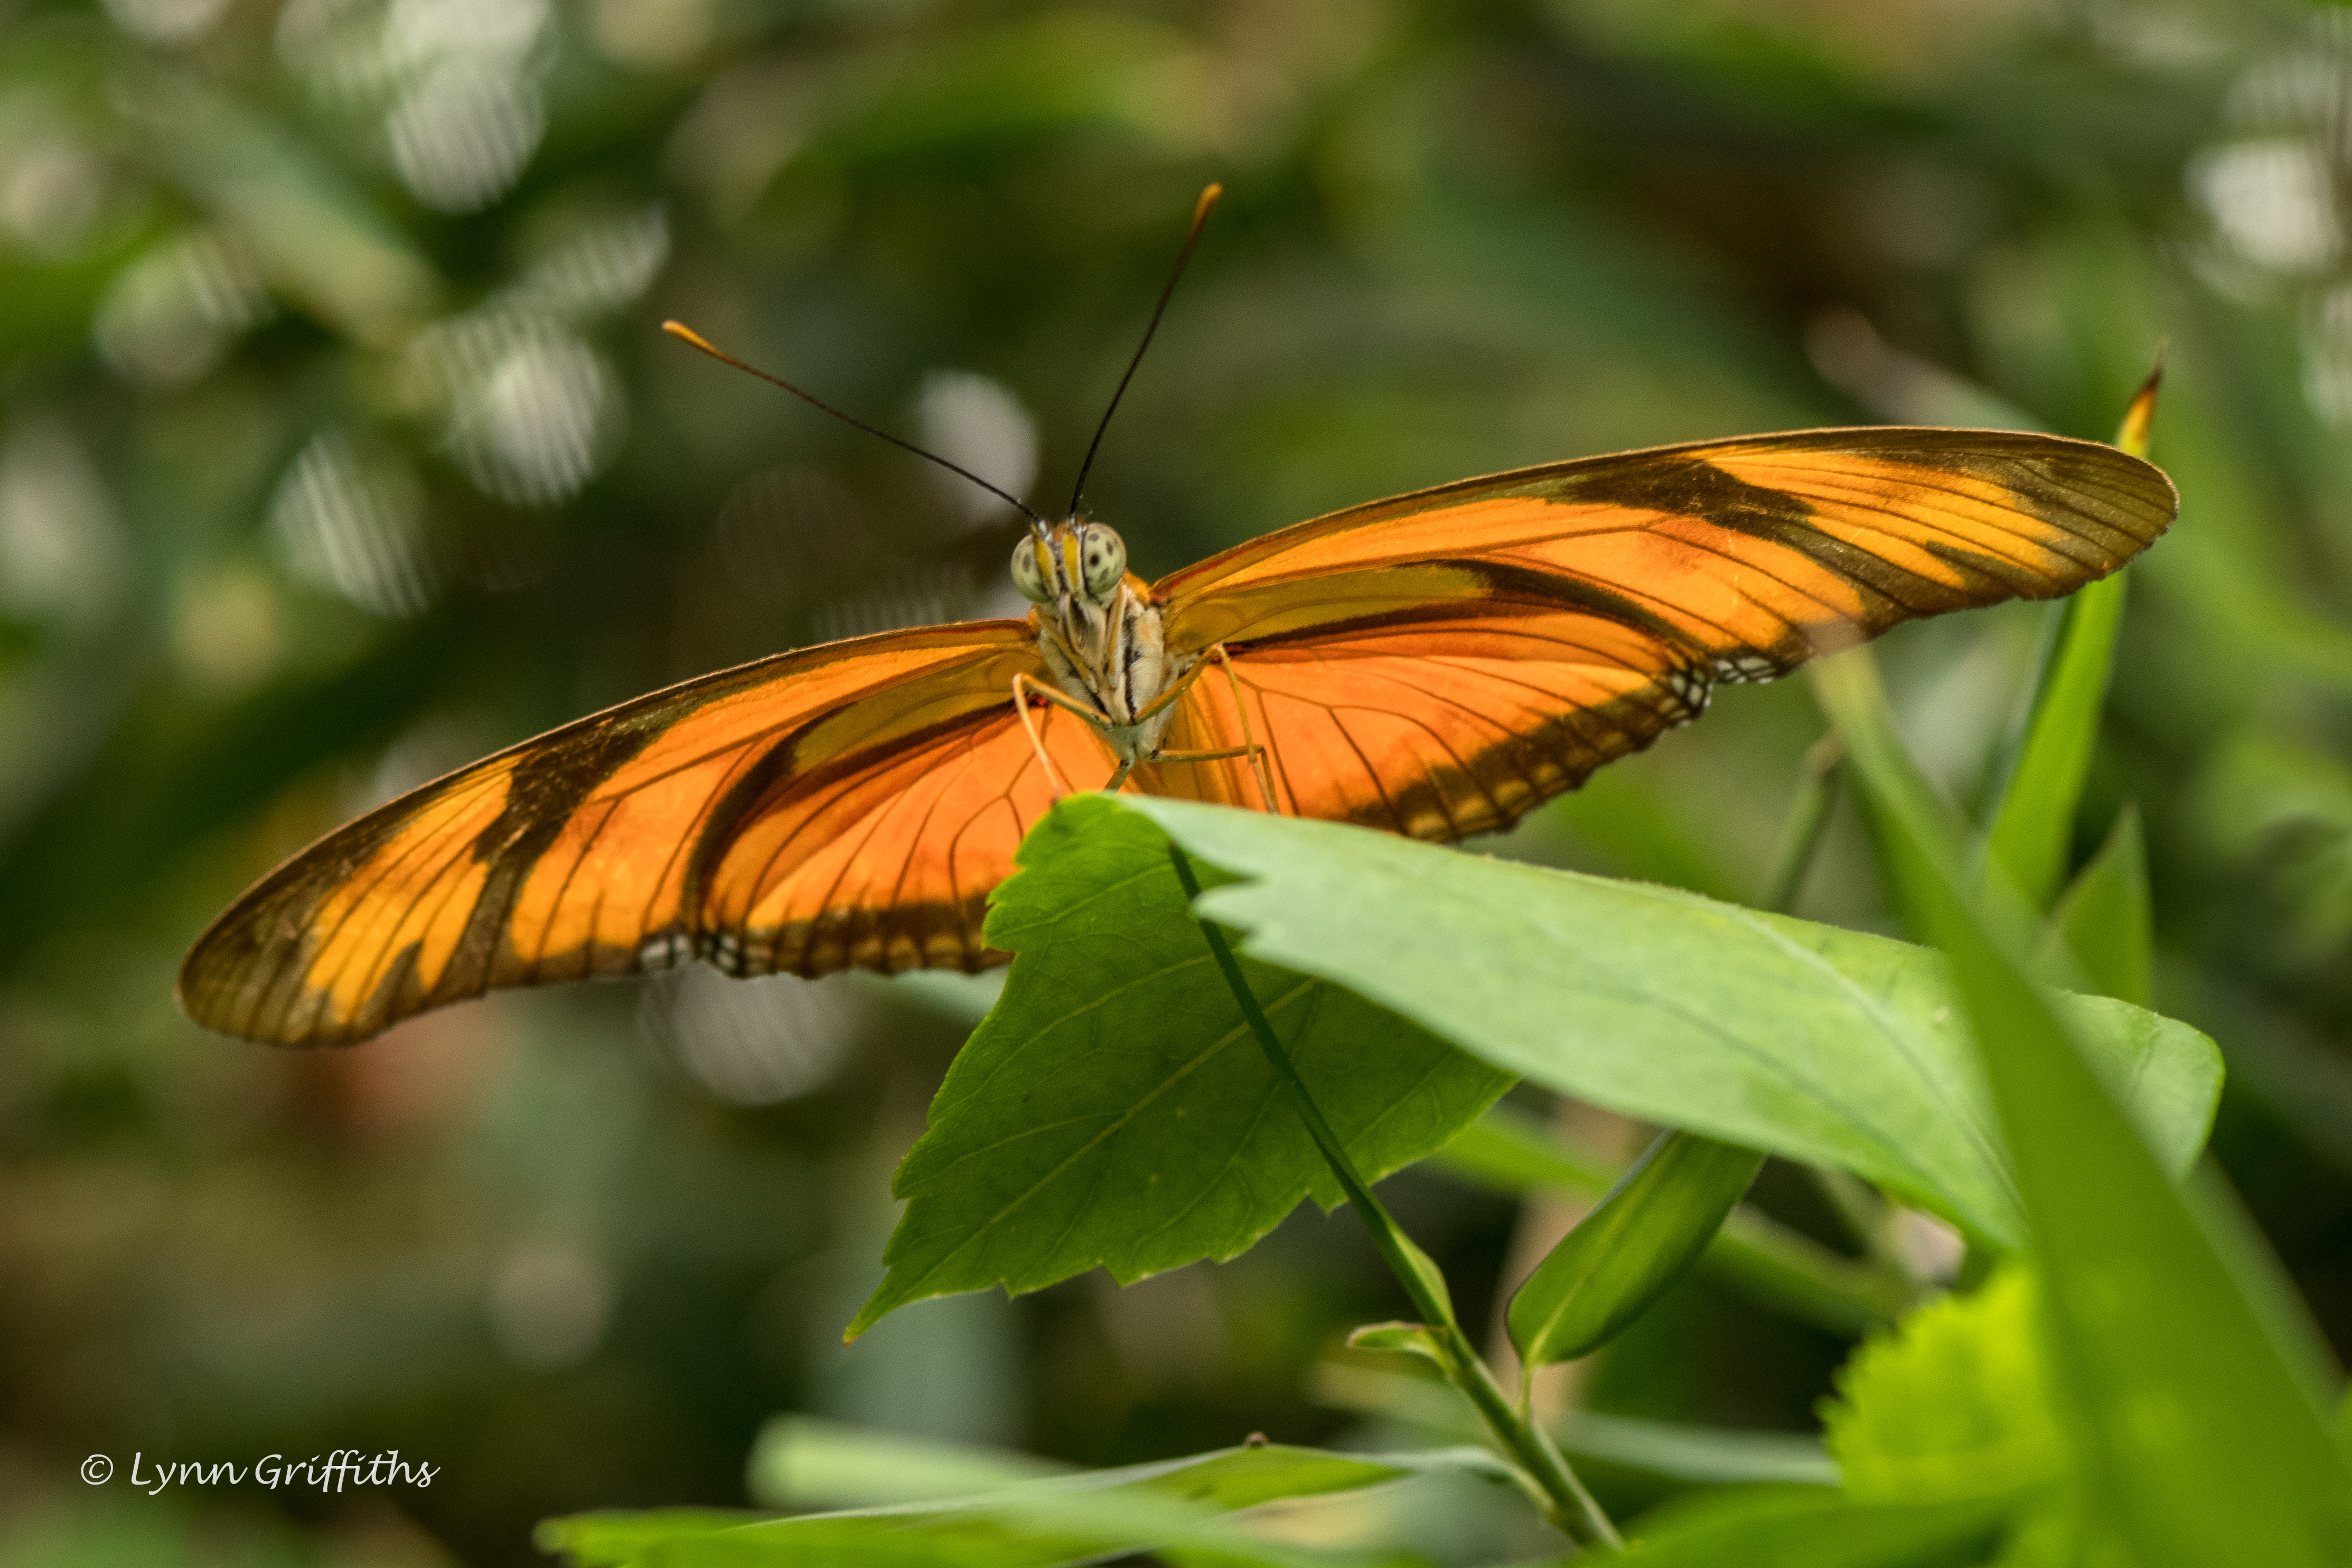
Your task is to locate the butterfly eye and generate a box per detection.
[1075,524,1127,602]
[1010,537,1054,604]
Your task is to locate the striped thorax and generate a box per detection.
[1010,522,1189,764]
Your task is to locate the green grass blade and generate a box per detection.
[2041,804,2152,1007]
[1815,649,2352,1567]
[1980,573,2126,909]
[1979,364,2161,909]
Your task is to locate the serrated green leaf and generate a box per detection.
[1590,1487,2017,1567]
[2042,806,2151,1007]
[852,797,1511,1335]
[1823,1268,2068,1503]
[1817,649,2352,1568]
[541,1444,1480,1568]
[1086,795,2219,1249]
[1507,1131,1762,1370]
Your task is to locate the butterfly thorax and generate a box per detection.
[1013,521,1190,763]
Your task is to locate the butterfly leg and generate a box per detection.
[1131,649,1216,723]
[1206,644,1278,813]
[1011,672,1089,797]
[1129,645,1278,812]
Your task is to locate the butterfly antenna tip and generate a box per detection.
[662,318,1048,529]
[1066,182,1224,519]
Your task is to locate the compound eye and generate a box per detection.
[1075,524,1127,603]
[1010,537,1054,604]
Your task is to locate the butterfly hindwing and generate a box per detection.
[695,677,1113,978]
[178,622,1061,1046]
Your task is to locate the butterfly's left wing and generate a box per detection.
[180,622,1113,1046]
[1137,427,2175,839]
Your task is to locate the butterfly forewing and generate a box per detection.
[1146,427,2175,841]
[179,622,1051,1046]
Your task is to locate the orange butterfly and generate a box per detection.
[178,195,2177,1047]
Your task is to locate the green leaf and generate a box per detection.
[1085,795,2219,1249]
[1507,1131,1763,1370]
[1980,573,2127,910]
[536,1511,765,1568]
[1823,1267,2068,1503]
[747,1417,1069,1511]
[1591,1487,2018,1567]
[1309,1363,1839,1487]
[1346,1322,1448,1365]
[1563,1414,1838,1489]
[1816,649,2352,1568]
[540,1445,1484,1568]
[1431,1104,1615,1195]
[134,74,436,336]
[1433,1107,1915,1335]
[851,797,1511,1335]
[2041,805,2152,1007]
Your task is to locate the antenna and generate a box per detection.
[662,321,1050,532]
[1066,183,1222,519]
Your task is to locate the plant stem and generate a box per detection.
[1767,734,1926,1286]
[1764,734,1842,916]
[1168,846,1622,1551]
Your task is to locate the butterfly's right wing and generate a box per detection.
[1138,427,2176,838]
[179,621,1112,1046]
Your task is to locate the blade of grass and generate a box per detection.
[2041,805,2151,1007]
[1816,647,2352,1567]
[1978,361,2162,908]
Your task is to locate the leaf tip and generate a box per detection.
[2116,344,2165,458]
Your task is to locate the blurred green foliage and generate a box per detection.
[4,0,2352,1563]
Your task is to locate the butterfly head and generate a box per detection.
[1012,521,1128,618]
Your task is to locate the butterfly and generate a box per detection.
[177,194,2177,1047]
